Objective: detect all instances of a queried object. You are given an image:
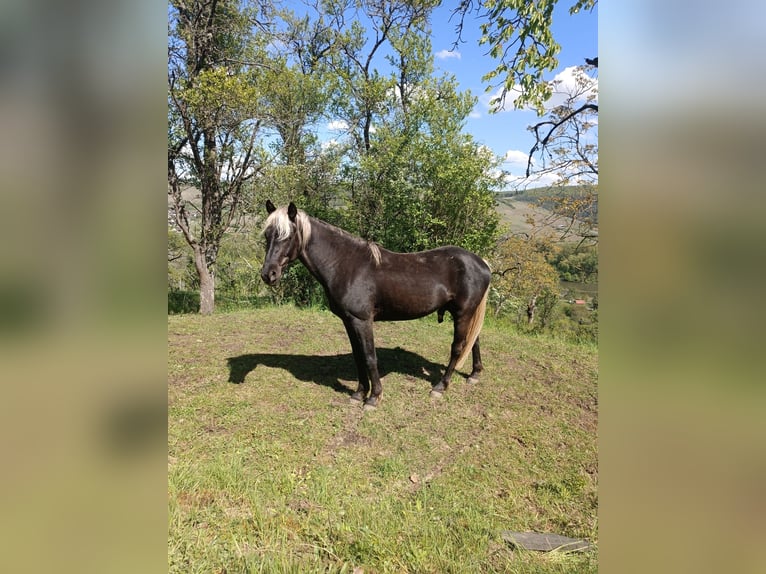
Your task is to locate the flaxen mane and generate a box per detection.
[263,207,381,265]
[368,242,382,266]
[263,206,312,251]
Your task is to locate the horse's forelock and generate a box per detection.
[263,206,311,249]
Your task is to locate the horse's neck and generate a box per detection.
[299,219,353,286]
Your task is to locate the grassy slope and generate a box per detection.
[495,185,598,241]
[169,307,598,573]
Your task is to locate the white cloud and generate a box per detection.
[480,85,527,113]
[389,82,431,105]
[496,153,584,190]
[480,66,597,113]
[547,66,598,107]
[469,111,481,119]
[435,49,461,60]
[320,138,341,151]
[503,149,531,165]
[327,120,349,131]
[501,170,562,191]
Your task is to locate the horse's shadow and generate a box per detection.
[227,347,445,395]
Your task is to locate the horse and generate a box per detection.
[260,201,491,409]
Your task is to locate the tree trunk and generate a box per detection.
[193,247,215,315]
[526,295,538,325]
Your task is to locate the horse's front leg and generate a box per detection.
[345,317,382,409]
[343,319,369,403]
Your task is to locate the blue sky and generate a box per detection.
[428,2,598,188]
[286,1,598,188]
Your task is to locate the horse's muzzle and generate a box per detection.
[260,266,281,286]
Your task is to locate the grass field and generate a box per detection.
[168,307,598,572]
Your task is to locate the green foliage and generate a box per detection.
[479,0,560,115]
[490,236,560,321]
[169,0,275,313]
[168,291,200,314]
[345,75,501,255]
[569,0,598,15]
[552,303,598,344]
[168,228,197,292]
[168,0,596,314]
[169,226,271,313]
[530,288,561,330]
[214,231,269,310]
[269,264,327,309]
[487,235,597,343]
[453,0,596,115]
[550,244,598,283]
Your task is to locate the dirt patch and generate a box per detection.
[320,406,369,461]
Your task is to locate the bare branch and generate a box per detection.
[449,0,477,48]
[527,103,598,177]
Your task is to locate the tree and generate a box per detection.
[322,0,500,254]
[325,0,436,155]
[167,0,523,312]
[521,62,598,250]
[450,0,597,114]
[490,236,560,325]
[450,0,599,301]
[258,7,338,205]
[450,1,598,229]
[168,0,269,314]
[550,243,598,283]
[358,74,501,253]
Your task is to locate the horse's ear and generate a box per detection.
[266,200,276,214]
[287,202,297,222]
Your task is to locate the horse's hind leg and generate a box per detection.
[431,314,471,396]
[467,336,483,384]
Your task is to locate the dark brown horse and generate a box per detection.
[260,201,491,409]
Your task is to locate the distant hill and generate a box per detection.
[496,184,593,198]
[495,185,598,239]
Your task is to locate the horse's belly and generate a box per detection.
[374,288,450,321]
[374,306,437,322]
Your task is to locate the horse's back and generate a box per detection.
[414,245,490,289]
[366,245,489,320]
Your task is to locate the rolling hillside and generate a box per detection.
[495,186,598,242]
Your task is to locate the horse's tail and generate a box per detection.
[455,283,489,370]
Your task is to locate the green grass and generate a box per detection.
[169,307,598,572]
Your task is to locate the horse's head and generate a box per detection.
[260,200,307,286]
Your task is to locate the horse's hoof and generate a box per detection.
[430,390,443,399]
[467,376,479,385]
[363,402,377,412]
[349,393,364,404]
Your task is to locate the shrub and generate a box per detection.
[168,290,199,314]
